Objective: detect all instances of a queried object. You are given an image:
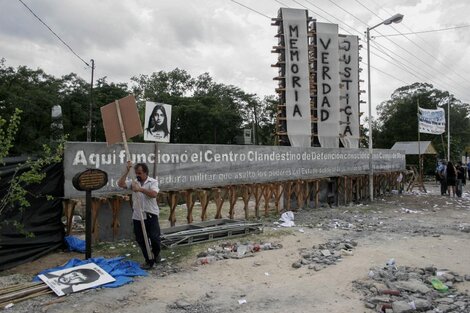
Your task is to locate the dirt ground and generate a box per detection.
[2,182,470,313]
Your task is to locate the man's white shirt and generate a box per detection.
[125,177,160,220]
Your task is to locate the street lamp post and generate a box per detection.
[366,13,404,201]
[447,100,450,161]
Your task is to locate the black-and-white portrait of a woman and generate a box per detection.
[144,102,171,142]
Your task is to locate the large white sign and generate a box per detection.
[316,22,340,148]
[282,8,311,147]
[144,102,171,142]
[339,35,360,148]
[65,142,406,198]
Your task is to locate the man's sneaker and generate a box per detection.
[140,261,154,270]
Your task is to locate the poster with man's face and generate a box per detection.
[38,263,115,296]
[144,101,172,143]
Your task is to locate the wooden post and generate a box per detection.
[107,196,123,240]
[285,181,293,212]
[262,184,272,216]
[167,191,178,226]
[198,190,209,221]
[241,185,251,219]
[253,185,263,218]
[63,199,77,236]
[272,183,283,214]
[228,186,238,219]
[315,180,319,208]
[184,190,195,224]
[115,99,152,259]
[213,188,225,219]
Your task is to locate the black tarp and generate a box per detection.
[0,160,65,271]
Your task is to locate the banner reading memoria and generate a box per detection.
[64,142,406,198]
[282,8,311,147]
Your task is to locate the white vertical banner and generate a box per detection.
[282,8,311,147]
[316,22,340,148]
[339,35,360,148]
[144,101,172,142]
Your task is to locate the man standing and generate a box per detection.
[118,161,161,269]
[436,160,447,196]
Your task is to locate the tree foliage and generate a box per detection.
[374,82,470,163]
[131,69,270,144]
[0,105,64,233]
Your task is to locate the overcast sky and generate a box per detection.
[1,0,469,117]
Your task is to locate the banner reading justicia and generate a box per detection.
[418,107,445,134]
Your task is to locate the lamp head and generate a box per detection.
[383,13,404,25]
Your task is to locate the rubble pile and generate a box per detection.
[292,238,358,271]
[354,264,470,313]
[196,241,282,265]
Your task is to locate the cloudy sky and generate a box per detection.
[1,0,469,117]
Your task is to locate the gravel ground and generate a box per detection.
[2,182,470,313]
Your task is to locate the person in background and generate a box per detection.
[456,162,465,197]
[446,161,457,197]
[118,161,161,269]
[467,160,470,180]
[436,160,447,196]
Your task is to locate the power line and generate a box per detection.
[298,0,461,93]
[274,0,290,8]
[326,0,470,99]
[230,0,271,19]
[360,0,470,88]
[361,61,408,84]
[17,0,90,67]
[374,24,470,37]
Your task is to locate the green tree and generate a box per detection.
[0,59,61,155]
[131,69,253,144]
[375,82,470,164]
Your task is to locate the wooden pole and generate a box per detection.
[115,100,153,261]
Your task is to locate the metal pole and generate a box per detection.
[366,27,374,201]
[85,190,92,259]
[447,100,450,161]
[417,98,421,177]
[87,59,95,142]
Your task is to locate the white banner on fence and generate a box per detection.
[316,22,340,148]
[144,102,172,142]
[339,34,360,148]
[282,8,311,147]
[64,142,406,198]
[418,107,445,134]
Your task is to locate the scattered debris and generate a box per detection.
[293,238,358,270]
[195,241,282,265]
[279,211,295,227]
[353,263,470,312]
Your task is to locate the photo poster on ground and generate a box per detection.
[38,263,115,296]
[144,101,172,143]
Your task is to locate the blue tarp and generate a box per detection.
[34,256,148,288]
[64,236,86,253]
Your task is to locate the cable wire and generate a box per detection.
[358,0,470,87]
[274,0,290,8]
[17,0,90,67]
[328,0,470,99]
[230,0,271,19]
[373,24,470,37]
